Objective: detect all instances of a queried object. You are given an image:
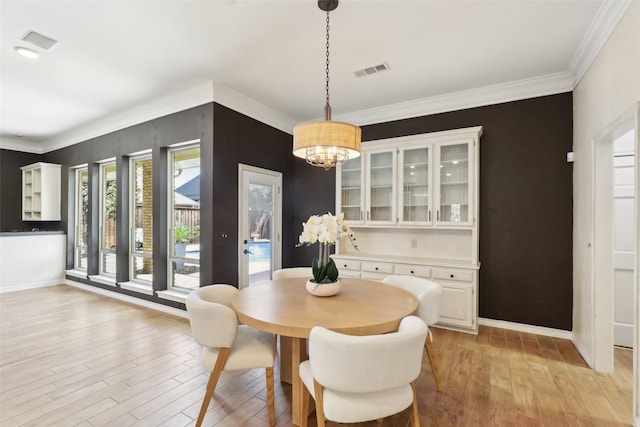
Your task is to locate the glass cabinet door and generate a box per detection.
[437,142,471,224]
[339,156,363,223]
[400,146,431,224]
[367,150,395,223]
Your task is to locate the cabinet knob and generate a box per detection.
[344,264,348,268]
[450,274,454,278]
[410,270,414,274]
[375,267,379,271]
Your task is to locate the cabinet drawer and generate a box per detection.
[362,262,394,274]
[432,268,474,282]
[394,264,431,278]
[361,272,389,281]
[335,259,361,271]
[339,269,361,279]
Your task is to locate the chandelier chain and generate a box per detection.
[325,11,330,107]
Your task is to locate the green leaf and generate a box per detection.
[325,259,339,282]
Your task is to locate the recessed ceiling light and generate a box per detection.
[14,46,40,59]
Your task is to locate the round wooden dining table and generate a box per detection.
[231,277,418,426]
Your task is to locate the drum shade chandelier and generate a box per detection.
[292,0,361,170]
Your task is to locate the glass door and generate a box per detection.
[238,165,282,288]
[436,142,472,225]
[366,149,396,224]
[338,156,363,223]
[399,146,431,225]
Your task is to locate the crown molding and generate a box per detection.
[212,83,297,134]
[333,71,575,127]
[568,0,634,87]
[40,81,215,153]
[0,136,44,154]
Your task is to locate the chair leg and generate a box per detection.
[300,379,311,427]
[196,348,230,427]
[410,381,420,427]
[313,379,326,427]
[265,367,275,427]
[424,335,442,392]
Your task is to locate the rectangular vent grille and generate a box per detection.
[22,30,58,50]
[354,62,390,77]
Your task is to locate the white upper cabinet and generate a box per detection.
[21,162,62,221]
[337,126,481,229]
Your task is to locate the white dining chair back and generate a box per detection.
[272,267,312,280]
[298,316,428,427]
[382,274,444,391]
[186,284,277,427]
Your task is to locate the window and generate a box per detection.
[168,145,200,291]
[99,162,117,276]
[74,167,89,270]
[130,155,153,284]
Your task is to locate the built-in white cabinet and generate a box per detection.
[335,126,482,334]
[337,127,480,228]
[332,254,478,331]
[21,162,61,221]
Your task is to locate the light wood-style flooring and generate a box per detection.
[0,285,633,426]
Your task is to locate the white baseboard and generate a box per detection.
[64,279,188,319]
[478,317,573,340]
[635,415,639,427]
[0,280,62,294]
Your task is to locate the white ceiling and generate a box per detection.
[0,0,631,153]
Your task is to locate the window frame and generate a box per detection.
[99,161,117,277]
[129,153,153,286]
[167,143,201,292]
[73,166,89,271]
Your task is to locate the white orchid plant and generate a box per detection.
[297,212,358,284]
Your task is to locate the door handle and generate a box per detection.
[243,249,253,255]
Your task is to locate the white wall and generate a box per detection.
[572,0,640,422]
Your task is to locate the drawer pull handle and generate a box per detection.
[410,270,414,274]
[450,274,454,278]
[344,264,348,268]
[375,267,379,271]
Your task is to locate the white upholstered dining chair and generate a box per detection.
[299,316,428,427]
[382,274,444,391]
[186,284,277,427]
[272,267,312,280]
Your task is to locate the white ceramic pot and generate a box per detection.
[305,279,341,297]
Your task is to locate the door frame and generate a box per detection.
[237,164,282,289]
[592,102,639,423]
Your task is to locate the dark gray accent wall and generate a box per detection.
[1,93,573,329]
[210,103,296,284]
[291,93,573,330]
[0,149,54,231]
[373,93,574,330]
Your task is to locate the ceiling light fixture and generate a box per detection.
[14,46,40,59]
[292,0,361,170]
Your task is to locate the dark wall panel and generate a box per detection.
[292,159,336,267]
[210,104,295,285]
[0,149,52,231]
[2,92,573,330]
[362,93,574,330]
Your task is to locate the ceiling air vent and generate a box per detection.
[353,62,390,78]
[21,30,58,50]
